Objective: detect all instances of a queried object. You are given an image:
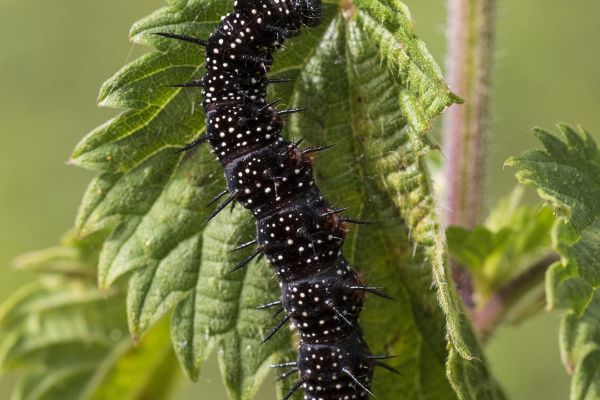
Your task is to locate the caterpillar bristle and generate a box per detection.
[342,368,375,397]
[282,380,303,400]
[277,368,299,381]
[175,134,208,153]
[239,54,271,66]
[230,246,263,273]
[320,207,350,218]
[206,189,229,207]
[171,80,204,88]
[331,305,354,327]
[277,108,305,116]
[261,315,290,344]
[278,138,305,156]
[256,300,282,310]
[205,195,235,223]
[366,354,398,360]
[230,239,258,252]
[340,216,371,225]
[375,362,401,376]
[302,143,336,155]
[232,84,253,101]
[270,361,297,369]
[265,78,294,84]
[259,96,284,112]
[153,32,207,47]
[349,286,394,300]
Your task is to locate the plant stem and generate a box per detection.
[443,0,497,307]
[443,0,497,227]
[473,254,560,339]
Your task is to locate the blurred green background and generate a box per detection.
[1,0,598,398]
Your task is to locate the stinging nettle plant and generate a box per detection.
[1,0,598,399]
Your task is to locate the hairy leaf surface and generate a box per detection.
[0,233,178,400]
[508,125,600,399]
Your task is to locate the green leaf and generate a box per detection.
[288,9,502,399]
[169,206,293,399]
[288,14,455,398]
[0,236,178,400]
[11,230,106,277]
[508,125,600,400]
[70,0,223,173]
[508,126,600,232]
[447,187,555,298]
[67,0,501,398]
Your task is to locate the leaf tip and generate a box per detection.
[69,141,89,167]
[449,92,465,104]
[179,359,201,382]
[556,121,575,133]
[531,126,552,140]
[98,277,112,293]
[67,155,85,170]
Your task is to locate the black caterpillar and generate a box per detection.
[157,1,396,398]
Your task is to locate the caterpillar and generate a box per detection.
[156,0,396,398]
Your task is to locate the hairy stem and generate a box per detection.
[443,0,497,307]
[473,254,560,339]
[443,0,497,227]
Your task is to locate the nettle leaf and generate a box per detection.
[170,207,293,397]
[288,8,501,399]
[68,0,500,398]
[0,234,178,400]
[447,187,555,298]
[508,125,600,399]
[287,14,453,398]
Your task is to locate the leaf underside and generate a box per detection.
[2,0,503,399]
[508,125,600,400]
